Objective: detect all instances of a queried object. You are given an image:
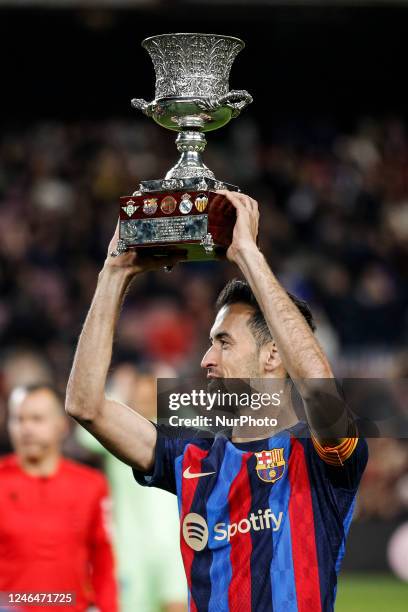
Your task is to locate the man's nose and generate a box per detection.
[200,345,218,369]
[20,422,35,434]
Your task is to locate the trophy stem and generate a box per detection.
[165,131,215,181]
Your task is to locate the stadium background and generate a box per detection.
[0,0,408,610]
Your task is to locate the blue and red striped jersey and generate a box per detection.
[133,421,368,612]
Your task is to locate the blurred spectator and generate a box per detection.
[0,349,54,454]
[1,348,53,395]
[76,364,187,612]
[0,385,118,612]
[356,438,408,520]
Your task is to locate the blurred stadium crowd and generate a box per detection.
[0,115,408,562]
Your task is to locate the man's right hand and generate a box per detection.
[103,221,184,279]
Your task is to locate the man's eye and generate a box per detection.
[220,340,229,348]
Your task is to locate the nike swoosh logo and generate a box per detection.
[183,466,216,479]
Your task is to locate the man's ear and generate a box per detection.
[260,341,283,374]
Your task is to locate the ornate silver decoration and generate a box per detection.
[197,179,208,191]
[133,34,252,132]
[143,34,243,98]
[165,131,214,180]
[200,233,215,254]
[139,177,239,193]
[162,179,183,190]
[131,98,158,117]
[167,166,215,180]
[110,239,128,257]
[196,90,254,118]
[131,33,252,186]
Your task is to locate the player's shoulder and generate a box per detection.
[288,421,310,438]
[61,457,108,488]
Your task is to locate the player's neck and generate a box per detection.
[231,397,298,443]
[18,451,61,477]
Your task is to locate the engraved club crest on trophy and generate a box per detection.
[179,194,193,215]
[113,33,253,261]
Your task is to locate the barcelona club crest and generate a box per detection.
[143,198,158,216]
[255,449,285,484]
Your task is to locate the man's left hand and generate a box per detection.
[216,190,260,263]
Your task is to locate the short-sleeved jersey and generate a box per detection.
[133,422,368,612]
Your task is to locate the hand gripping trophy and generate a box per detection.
[113,33,252,261]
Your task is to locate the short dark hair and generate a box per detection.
[215,279,316,347]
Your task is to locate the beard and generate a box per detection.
[206,375,259,416]
[205,349,262,415]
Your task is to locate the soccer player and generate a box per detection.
[66,190,368,612]
[0,384,118,612]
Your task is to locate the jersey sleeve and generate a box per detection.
[132,423,207,495]
[311,435,359,467]
[308,432,368,490]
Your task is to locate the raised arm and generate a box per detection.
[219,190,350,445]
[65,224,181,470]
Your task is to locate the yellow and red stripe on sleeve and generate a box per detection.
[311,436,359,467]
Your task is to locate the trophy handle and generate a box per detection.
[197,90,253,118]
[131,98,158,118]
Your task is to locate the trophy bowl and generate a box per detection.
[132,33,252,133]
[114,33,253,262]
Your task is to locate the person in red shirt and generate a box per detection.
[0,384,118,612]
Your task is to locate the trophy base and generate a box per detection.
[120,242,229,262]
[118,188,236,262]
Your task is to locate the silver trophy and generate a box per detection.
[115,33,252,260]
